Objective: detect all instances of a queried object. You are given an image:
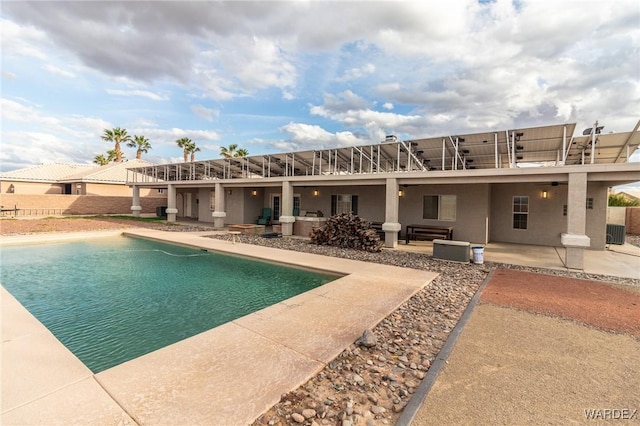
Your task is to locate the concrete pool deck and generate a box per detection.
[1,229,438,425]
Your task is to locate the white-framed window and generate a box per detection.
[331,194,359,215]
[157,188,165,194]
[422,195,456,221]
[513,196,529,229]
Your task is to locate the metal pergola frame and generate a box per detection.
[127,122,640,184]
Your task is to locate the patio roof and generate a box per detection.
[127,122,640,184]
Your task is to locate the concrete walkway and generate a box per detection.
[395,240,640,279]
[1,230,437,425]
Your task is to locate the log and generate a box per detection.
[310,213,383,252]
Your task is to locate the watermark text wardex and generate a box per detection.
[584,408,638,420]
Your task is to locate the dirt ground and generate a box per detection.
[482,268,640,336]
[0,217,152,235]
[413,268,640,425]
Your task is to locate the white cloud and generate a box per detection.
[190,104,219,122]
[1,0,639,170]
[310,91,422,132]
[337,63,376,82]
[42,64,75,78]
[105,89,169,101]
[0,19,51,60]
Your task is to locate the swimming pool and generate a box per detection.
[1,236,337,372]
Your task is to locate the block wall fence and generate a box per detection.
[0,194,166,216]
[625,207,640,235]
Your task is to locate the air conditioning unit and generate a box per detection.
[606,224,625,245]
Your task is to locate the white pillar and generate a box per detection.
[165,184,178,222]
[131,185,142,217]
[561,172,590,269]
[212,182,226,228]
[382,178,401,248]
[279,181,295,236]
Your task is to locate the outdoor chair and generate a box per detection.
[257,207,272,225]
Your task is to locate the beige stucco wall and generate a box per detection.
[84,183,164,197]
[607,207,627,225]
[490,182,607,249]
[398,183,491,244]
[1,180,64,194]
[586,183,608,249]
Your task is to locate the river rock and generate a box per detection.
[291,413,305,423]
[357,329,378,347]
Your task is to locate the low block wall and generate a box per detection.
[0,194,167,216]
[626,207,640,235]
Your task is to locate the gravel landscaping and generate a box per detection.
[203,234,638,426]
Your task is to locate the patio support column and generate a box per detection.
[212,182,226,228]
[561,172,590,270]
[382,178,401,248]
[130,185,141,217]
[166,184,178,222]
[279,180,295,236]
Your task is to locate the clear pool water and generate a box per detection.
[1,236,336,372]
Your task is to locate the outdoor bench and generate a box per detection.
[370,222,401,239]
[405,224,453,244]
[370,222,385,238]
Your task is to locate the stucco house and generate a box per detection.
[0,159,166,216]
[127,121,640,270]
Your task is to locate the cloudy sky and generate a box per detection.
[1,0,639,172]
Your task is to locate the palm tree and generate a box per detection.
[107,149,123,162]
[176,137,192,162]
[187,141,201,162]
[220,144,249,158]
[93,154,109,165]
[220,144,238,158]
[101,127,131,162]
[127,135,152,159]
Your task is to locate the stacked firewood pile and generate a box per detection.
[310,213,383,252]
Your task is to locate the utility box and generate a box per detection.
[606,224,626,245]
[433,239,471,263]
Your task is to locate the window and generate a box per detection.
[422,195,456,221]
[331,194,358,215]
[157,188,165,194]
[513,196,529,229]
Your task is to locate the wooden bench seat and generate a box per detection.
[405,225,453,244]
[370,222,385,238]
[370,222,401,240]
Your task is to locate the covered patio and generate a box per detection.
[394,239,640,279]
